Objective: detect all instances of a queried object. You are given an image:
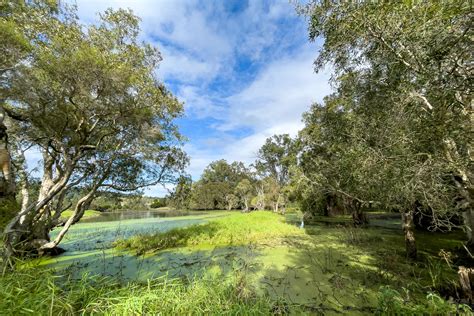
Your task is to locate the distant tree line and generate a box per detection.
[166,134,297,213]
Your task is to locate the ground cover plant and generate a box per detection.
[60,210,102,221]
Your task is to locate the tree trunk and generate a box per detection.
[458,266,473,302]
[462,210,474,246]
[0,114,14,197]
[351,199,368,226]
[402,209,417,259]
[3,154,75,257]
[324,193,336,217]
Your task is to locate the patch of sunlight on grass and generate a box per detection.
[60,209,101,220]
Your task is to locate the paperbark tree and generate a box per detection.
[2,6,187,258]
[300,0,472,255]
[235,179,253,212]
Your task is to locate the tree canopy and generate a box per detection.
[1,3,187,255]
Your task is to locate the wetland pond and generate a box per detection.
[37,210,466,313]
[40,210,333,306]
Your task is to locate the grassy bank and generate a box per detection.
[60,209,102,221]
[115,211,303,254]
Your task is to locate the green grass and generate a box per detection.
[115,211,303,254]
[0,265,289,315]
[60,209,101,221]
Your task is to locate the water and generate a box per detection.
[51,211,228,252]
[80,209,209,223]
[42,211,233,280]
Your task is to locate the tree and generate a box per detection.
[2,6,186,257]
[168,175,192,210]
[263,177,284,213]
[224,193,238,211]
[255,134,297,214]
[0,1,60,197]
[256,134,296,186]
[190,160,252,210]
[301,1,473,256]
[235,179,253,212]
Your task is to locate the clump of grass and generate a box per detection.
[115,211,303,254]
[0,265,298,315]
[339,226,384,245]
[377,286,472,315]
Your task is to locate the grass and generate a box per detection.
[0,265,288,315]
[115,211,303,254]
[60,209,102,221]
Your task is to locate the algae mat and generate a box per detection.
[40,225,377,313]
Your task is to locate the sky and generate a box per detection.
[28,0,331,196]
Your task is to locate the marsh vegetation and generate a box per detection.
[1,0,473,315]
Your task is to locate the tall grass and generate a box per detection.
[1,264,469,315]
[0,265,286,315]
[115,211,303,254]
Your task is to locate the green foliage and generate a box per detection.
[377,286,471,315]
[115,211,303,254]
[297,1,473,230]
[0,198,19,229]
[255,134,296,186]
[190,160,253,210]
[168,174,192,210]
[150,198,167,209]
[2,3,188,252]
[60,210,101,221]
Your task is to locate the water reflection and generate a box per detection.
[81,209,209,223]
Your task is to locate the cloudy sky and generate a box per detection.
[69,0,331,196]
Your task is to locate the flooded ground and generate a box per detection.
[37,210,466,314]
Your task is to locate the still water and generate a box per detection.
[80,209,209,223]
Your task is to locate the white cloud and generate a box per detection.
[69,0,333,193]
[220,48,331,132]
[156,46,219,83]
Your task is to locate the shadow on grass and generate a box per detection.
[253,222,469,314]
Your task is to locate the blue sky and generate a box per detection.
[57,0,331,196]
